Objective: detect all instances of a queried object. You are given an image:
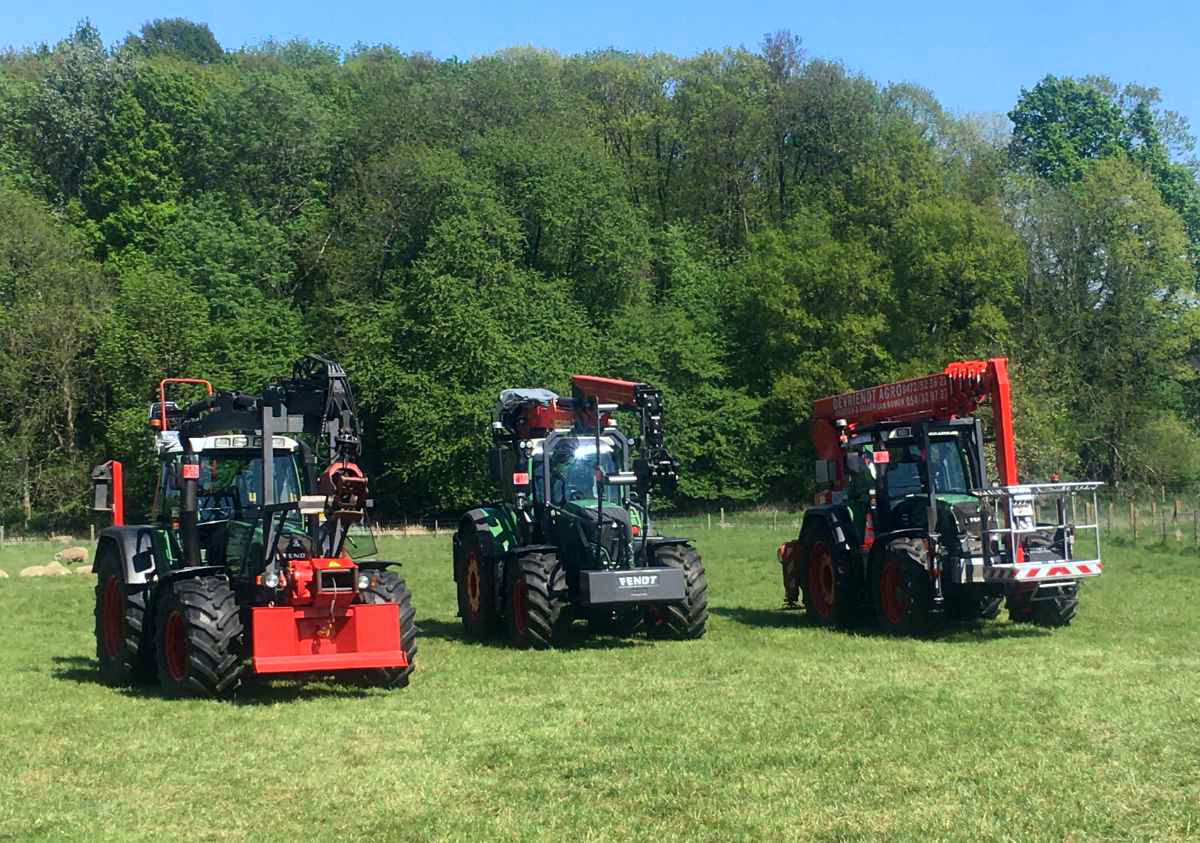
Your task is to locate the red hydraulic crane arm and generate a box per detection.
[570,375,645,410]
[810,357,1017,486]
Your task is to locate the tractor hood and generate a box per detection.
[566,500,633,526]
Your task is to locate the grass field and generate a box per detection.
[0,529,1197,841]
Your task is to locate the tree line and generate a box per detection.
[2,19,1198,529]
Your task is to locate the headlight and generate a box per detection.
[357,574,370,591]
[265,572,279,589]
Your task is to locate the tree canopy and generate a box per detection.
[1,21,1198,528]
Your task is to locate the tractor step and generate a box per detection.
[579,567,686,605]
[250,603,408,675]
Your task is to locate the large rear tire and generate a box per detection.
[506,551,566,649]
[354,570,418,687]
[870,548,931,635]
[455,523,500,639]
[94,545,155,685]
[646,544,709,640]
[155,575,244,697]
[800,522,854,627]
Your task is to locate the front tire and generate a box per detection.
[155,575,244,697]
[646,543,709,639]
[870,548,931,635]
[506,551,566,649]
[94,546,154,685]
[354,570,418,687]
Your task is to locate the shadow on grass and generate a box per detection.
[51,656,383,703]
[711,607,1053,642]
[710,605,815,630]
[416,617,641,651]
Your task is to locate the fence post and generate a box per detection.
[1107,502,1113,533]
[720,507,725,528]
[1162,508,1168,543]
[1132,502,1138,540]
[773,509,778,530]
[402,517,408,537]
[433,519,439,537]
[707,512,711,530]
[0,525,4,545]
[1174,499,1180,522]
[90,524,95,543]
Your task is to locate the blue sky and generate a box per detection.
[6,1,1199,139]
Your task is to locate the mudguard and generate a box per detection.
[93,526,164,586]
[800,505,859,556]
[458,506,522,562]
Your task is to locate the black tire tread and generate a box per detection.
[93,547,155,684]
[870,548,932,636]
[508,551,566,649]
[1033,586,1079,628]
[800,522,854,627]
[156,575,244,697]
[356,571,418,687]
[649,544,709,640]
[455,519,500,638]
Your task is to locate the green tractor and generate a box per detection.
[452,376,708,647]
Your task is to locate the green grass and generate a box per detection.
[0,530,1197,841]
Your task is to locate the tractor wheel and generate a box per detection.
[870,549,931,635]
[645,544,709,640]
[1033,584,1079,628]
[155,575,244,697]
[94,545,155,685]
[455,523,500,639]
[505,551,566,649]
[800,522,854,627]
[946,588,1003,623]
[353,570,418,687]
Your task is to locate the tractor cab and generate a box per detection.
[837,418,986,542]
[537,428,646,572]
[151,434,316,576]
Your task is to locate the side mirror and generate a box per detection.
[92,465,111,512]
[487,449,504,486]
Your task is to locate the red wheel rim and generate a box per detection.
[164,610,187,682]
[512,580,527,636]
[808,541,835,619]
[101,577,123,659]
[880,556,907,625]
[464,553,481,616]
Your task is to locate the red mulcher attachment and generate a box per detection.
[252,556,407,674]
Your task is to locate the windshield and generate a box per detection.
[927,438,970,494]
[546,437,623,506]
[885,438,971,498]
[196,450,304,522]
